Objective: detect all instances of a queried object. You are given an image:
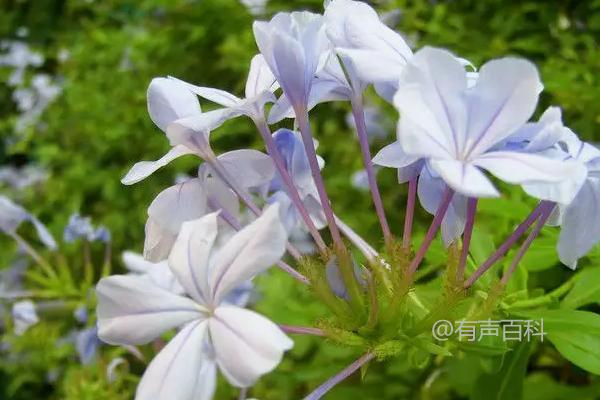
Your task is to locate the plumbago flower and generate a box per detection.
[96,205,293,399]
[525,130,600,268]
[379,47,583,200]
[0,195,56,249]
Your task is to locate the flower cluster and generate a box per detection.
[94,1,599,399]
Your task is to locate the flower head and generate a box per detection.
[381,47,584,200]
[0,195,56,249]
[253,11,329,110]
[96,205,292,399]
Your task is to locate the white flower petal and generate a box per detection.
[336,48,405,83]
[474,151,586,204]
[147,78,201,132]
[271,32,309,107]
[557,177,600,268]
[121,145,195,185]
[96,275,205,345]
[209,306,293,388]
[465,57,542,156]
[209,204,287,304]
[216,149,275,190]
[245,54,277,100]
[373,141,420,168]
[169,76,241,107]
[169,212,219,306]
[395,47,468,158]
[143,217,176,262]
[142,179,209,262]
[136,321,215,400]
[429,159,499,198]
[166,109,240,149]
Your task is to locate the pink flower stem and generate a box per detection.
[403,176,418,249]
[207,197,308,284]
[500,203,555,285]
[253,118,328,255]
[350,96,392,246]
[407,187,454,277]
[303,352,375,400]
[295,107,345,253]
[279,325,326,337]
[456,198,478,282]
[464,200,554,288]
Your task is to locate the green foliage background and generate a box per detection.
[1,0,599,399]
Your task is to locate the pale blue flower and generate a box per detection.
[253,11,329,111]
[75,327,101,365]
[324,0,413,101]
[12,300,38,335]
[0,195,56,249]
[64,213,110,243]
[96,206,292,399]
[539,133,600,268]
[380,47,584,200]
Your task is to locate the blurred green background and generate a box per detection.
[1,0,599,399]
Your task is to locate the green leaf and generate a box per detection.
[560,267,600,309]
[524,372,600,400]
[471,341,532,400]
[513,309,600,374]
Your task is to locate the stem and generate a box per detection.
[456,198,478,282]
[279,325,325,336]
[295,107,344,253]
[464,201,552,288]
[253,118,328,254]
[350,96,391,246]
[407,187,454,277]
[505,274,577,310]
[238,388,247,400]
[303,352,375,400]
[208,196,309,284]
[10,232,56,278]
[500,204,554,285]
[334,215,378,262]
[403,177,418,249]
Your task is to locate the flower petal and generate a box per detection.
[209,306,293,388]
[474,151,586,204]
[142,179,209,262]
[271,32,309,107]
[395,47,468,158]
[96,275,205,345]
[169,77,241,107]
[209,204,287,304]
[429,159,499,198]
[136,321,216,400]
[373,140,420,168]
[465,58,542,157]
[216,149,275,190]
[169,212,219,306]
[557,177,600,269]
[147,78,201,132]
[245,54,277,100]
[121,145,195,185]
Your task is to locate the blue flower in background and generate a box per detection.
[63,213,110,243]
